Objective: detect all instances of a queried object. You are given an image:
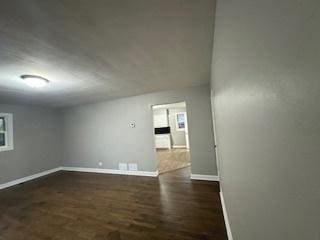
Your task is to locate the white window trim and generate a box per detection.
[175,112,186,132]
[0,113,14,152]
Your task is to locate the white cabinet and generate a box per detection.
[155,134,171,149]
[153,109,168,128]
[153,108,171,149]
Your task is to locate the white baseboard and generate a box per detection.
[0,167,62,190]
[0,166,159,191]
[191,174,219,181]
[61,167,159,177]
[220,191,234,240]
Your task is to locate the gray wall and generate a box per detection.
[0,104,61,184]
[211,0,320,239]
[168,108,187,146]
[61,84,217,175]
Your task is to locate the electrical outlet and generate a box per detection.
[98,162,103,166]
[118,163,128,171]
[128,163,138,171]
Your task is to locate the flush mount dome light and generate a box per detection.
[20,75,50,88]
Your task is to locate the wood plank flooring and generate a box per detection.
[0,167,227,240]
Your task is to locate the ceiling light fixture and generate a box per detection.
[20,75,50,88]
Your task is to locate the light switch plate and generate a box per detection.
[118,163,128,171]
[128,163,138,171]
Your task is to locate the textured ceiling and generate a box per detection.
[0,0,215,108]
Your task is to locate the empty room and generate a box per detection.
[1,0,319,240]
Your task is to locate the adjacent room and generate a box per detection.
[1,0,319,239]
[152,102,191,174]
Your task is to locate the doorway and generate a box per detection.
[152,102,191,175]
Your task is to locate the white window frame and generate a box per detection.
[0,113,14,152]
[175,112,186,131]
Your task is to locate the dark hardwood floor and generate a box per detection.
[0,167,227,240]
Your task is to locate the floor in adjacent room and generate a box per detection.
[156,148,191,174]
[0,167,227,240]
